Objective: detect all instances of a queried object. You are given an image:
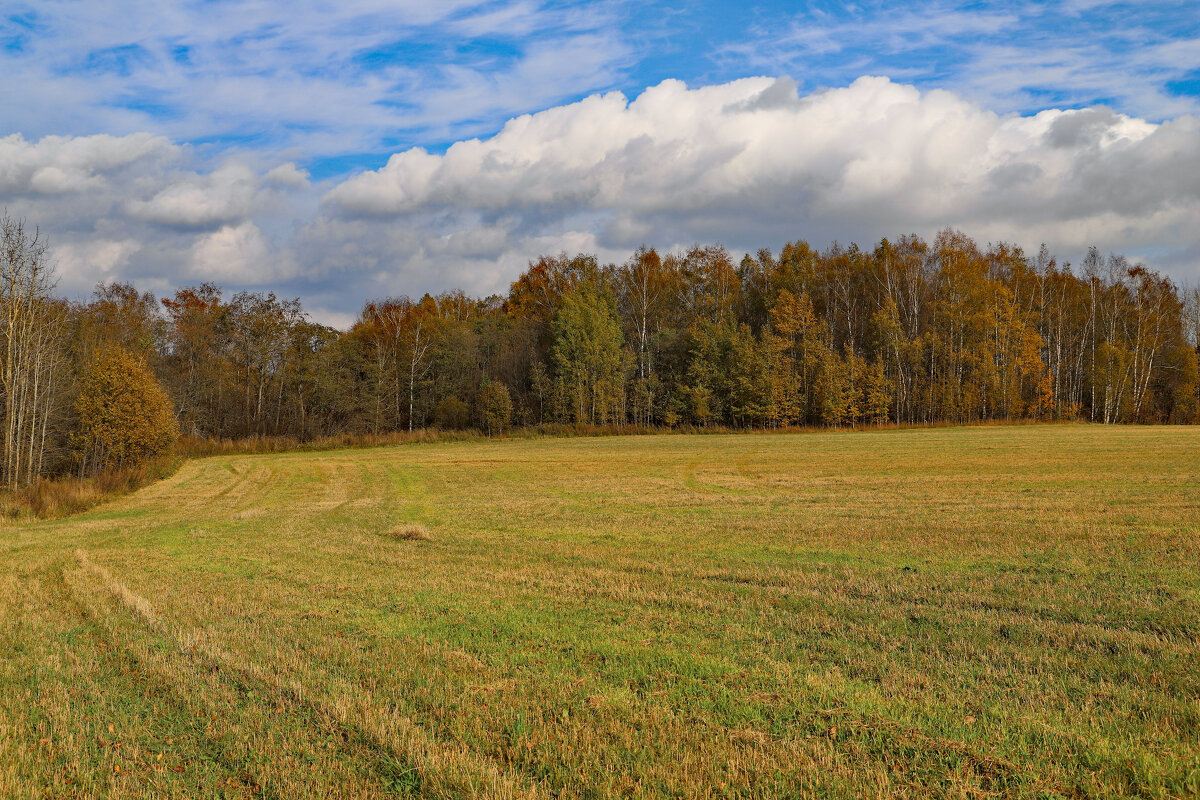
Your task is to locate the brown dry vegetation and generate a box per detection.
[388,523,433,541]
[0,456,179,520]
[0,425,1197,798]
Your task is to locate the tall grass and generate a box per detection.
[0,457,180,521]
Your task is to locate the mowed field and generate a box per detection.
[1,427,1198,799]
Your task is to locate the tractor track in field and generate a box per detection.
[55,536,546,799]
[51,557,301,799]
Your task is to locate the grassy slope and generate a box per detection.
[0,425,1197,799]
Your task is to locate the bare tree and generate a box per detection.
[0,213,66,487]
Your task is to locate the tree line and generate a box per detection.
[3,214,1198,486]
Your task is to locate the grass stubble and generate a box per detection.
[0,424,1197,798]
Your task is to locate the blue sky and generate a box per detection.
[1,1,1198,321]
[5,0,1198,176]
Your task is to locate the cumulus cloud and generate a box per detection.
[264,163,311,189]
[3,76,1200,320]
[127,163,263,229]
[126,161,309,230]
[0,131,310,294]
[191,222,295,283]
[0,132,175,195]
[323,76,1200,287]
[54,238,141,285]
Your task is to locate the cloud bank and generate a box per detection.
[2,76,1199,324]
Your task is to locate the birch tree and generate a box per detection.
[0,214,66,487]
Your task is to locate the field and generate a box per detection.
[1,426,1197,799]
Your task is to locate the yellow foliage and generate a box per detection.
[73,346,178,474]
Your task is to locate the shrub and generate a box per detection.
[432,396,471,430]
[72,347,178,475]
[478,381,512,436]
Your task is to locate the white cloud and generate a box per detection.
[719,1,1200,122]
[0,132,174,194]
[324,76,1200,284]
[123,160,309,231]
[264,163,311,189]
[190,222,295,283]
[54,238,141,285]
[0,0,630,155]
[3,76,1200,316]
[127,163,261,228]
[0,130,312,292]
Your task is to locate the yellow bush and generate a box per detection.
[73,347,178,474]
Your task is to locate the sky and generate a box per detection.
[1,0,1199,326]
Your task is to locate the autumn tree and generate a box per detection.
[433,396,470,430]
[77,282,164,363]
[10,213,1198,457]
[72,347,177,475]
[507,253,601,332]
[551,280,627,424]
[478,380,512,435]
[678,245,741,326]
[161,283,227,436]
[614,247,679,425]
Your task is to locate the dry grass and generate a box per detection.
[0,457,179,521]
[386,522,433,541]
[0,425,1197,798]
